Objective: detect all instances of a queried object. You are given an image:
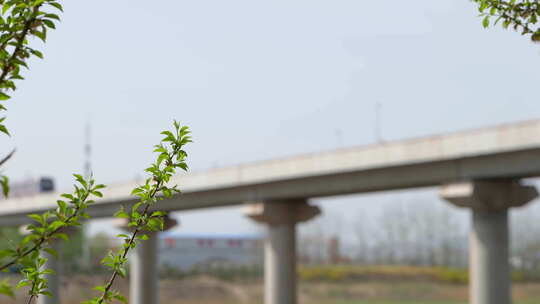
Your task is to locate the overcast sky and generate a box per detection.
[0,0,539,236]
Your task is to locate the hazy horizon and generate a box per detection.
[0,0,539,236]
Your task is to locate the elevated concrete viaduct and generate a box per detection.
[4,119,540,304]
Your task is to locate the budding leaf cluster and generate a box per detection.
[0,174,105,302]
[474,0,540,42]
[85,121,191,304]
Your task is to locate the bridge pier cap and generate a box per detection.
[440,180,538,212]
[440,179,538,304]
[243,199,321,225]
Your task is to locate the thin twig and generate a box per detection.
[96,181,163,304]
[95,142,183,303]
[0,149,15,168]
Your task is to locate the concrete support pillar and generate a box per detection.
[265,221,296,304]
[130,230,159,304]
[116,215,177,304]
[470,209,510,304]
[440,180,537,304]
[37,239,61,304]
[243,200,320,304]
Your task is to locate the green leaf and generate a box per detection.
[44,13,60,21]
[16,280,30,289]
[34,29,47,42]
[114,208,129,219]
[112,292,128,304]
[73,173,85,185]
[0,279,14,298]
[61,193,74,200]
[131,187,144,195]
[93,285,106,292]
[151,211,166,217]
[42,19,55,29]
[57,200,67,212]
[93,184,106,190]
[43,247,58,258]
[48,220,64,231]
[131,202,143,214]
[532,31,540,42]
[0,175,9,198]
[91,190,103,197]
[482,16,490,28]
[49,2,63,12]
[33,0,46,7]
[117,266,126,278]
[28,214,43,224]
[0,92,10,101]
[2,4,12,15]
[0,124,9,136]
[157,153,168,166]
[54,232,68,241]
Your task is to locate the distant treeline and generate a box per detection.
[298,198,540,270]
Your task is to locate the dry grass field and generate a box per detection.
[1,274,540,304]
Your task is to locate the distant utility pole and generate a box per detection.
[84,121,92,179]
[334,129,343,148]
[375,101,383,144]
[82,120,92,269]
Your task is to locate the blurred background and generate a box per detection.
[1,0,540,303]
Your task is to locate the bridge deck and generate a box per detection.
[2,120,540,225]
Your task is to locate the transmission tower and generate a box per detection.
[82,121,92,269]
[84,121,92,179]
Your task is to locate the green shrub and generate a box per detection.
[298,265,540,285]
